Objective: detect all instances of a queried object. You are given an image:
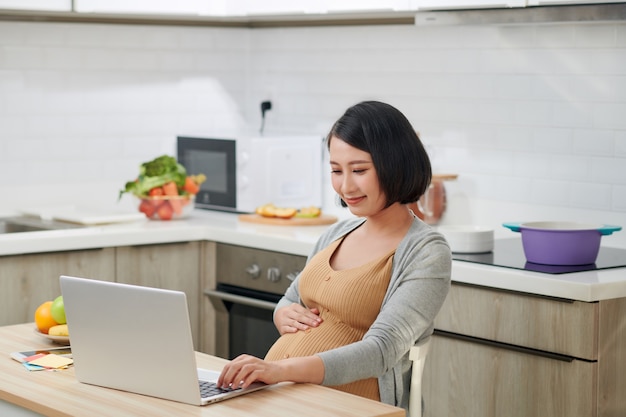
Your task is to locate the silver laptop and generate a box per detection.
[59,275,267,406]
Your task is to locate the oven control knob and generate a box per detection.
[286,271,299,282]
[267,267,281,282]
[245,264,261,279]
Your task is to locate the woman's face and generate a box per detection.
[328,136,386,216]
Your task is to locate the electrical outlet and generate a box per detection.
[261,100,272,117]
[259,100,273,134]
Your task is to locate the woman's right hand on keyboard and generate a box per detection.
[218,354,325,389]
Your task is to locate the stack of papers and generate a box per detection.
[20,353,73,371]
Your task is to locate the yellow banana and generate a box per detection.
[49,324,69,337]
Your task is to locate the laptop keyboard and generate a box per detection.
[199,380,241,398]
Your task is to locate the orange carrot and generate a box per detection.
[162,181,182,215]
[183,177,199,195]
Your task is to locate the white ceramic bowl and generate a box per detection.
[438,225,494,254]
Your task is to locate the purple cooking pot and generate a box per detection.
[502,221,622,266]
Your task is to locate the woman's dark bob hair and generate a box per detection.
[326,101,432,208]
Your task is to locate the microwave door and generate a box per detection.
[178,137,237,212]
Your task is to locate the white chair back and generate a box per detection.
[408,337,431,417]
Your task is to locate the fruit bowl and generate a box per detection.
[34,328,70,345]
[136,194,195,221]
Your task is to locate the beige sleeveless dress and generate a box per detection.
[265,235,394,401]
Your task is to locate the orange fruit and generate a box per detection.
[34,301,58,334]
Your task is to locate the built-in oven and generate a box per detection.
[205,243,307,360]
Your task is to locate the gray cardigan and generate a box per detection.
[274,216,452,412]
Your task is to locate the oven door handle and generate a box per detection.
[204,289,278,311]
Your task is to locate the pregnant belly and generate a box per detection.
[265,309,365,360]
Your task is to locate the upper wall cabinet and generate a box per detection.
[412,0,526,10]
[410,0,625,10]
[2,0,623,23]
[74,0,212,15]
[325,0,415,13]
[0,0,70,11]
[526,0,625,5]
[72,0,417,16]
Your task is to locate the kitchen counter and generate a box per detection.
[0,210,323,258]
[0,323,405,417]
[1,209,624,302]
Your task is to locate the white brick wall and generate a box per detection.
[0,21,249,212]
[244,22,626,242]
[0,18,625,245]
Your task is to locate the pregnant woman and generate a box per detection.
[218,100,451,413]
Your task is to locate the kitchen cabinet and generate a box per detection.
[423,283,626,417]
[74,0,210,15]
[240,0,415,15]
[73,0,416,16]
[325,1,415,13]
[413,0,526,10]
[115,241,202,350]
[199,241,218,355]
[412,0,623,9]
[0,248,115,327]
[425,335,595,416]
[71,0,357,16]
[0,240,202,348]
[0,0,70,11]
[527,0,625,5]
[72,0,624,16]
[3,0,620,28]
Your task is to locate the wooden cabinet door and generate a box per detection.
[422,334,596,417]
[435,283,598,359]
[199,241,219,355]
[414,0,525,10]
[0,248,115,326]
[0,0,70,11]
[115,242,201,349]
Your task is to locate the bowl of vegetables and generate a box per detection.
[136,193,196,220]
[119,155,205,221]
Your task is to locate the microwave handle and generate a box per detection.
[204,289,277,311]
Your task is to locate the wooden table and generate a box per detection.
[0,323,404,417]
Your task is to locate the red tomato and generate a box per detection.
[157,202,173,220]
[139,199,156,218]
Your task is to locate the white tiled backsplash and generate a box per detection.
[0,18,625,247]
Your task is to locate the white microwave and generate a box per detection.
[177,135,324,213]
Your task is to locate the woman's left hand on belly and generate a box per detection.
[275,303,323,335]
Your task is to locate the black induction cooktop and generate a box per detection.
[452,238,626,274]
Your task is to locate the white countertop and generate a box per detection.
[1,209,624,303]
[0,210,327,256]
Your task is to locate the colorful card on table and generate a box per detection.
[28,354,73,370]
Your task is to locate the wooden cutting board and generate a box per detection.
[432,173,458,181]
[238,214,338,226]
